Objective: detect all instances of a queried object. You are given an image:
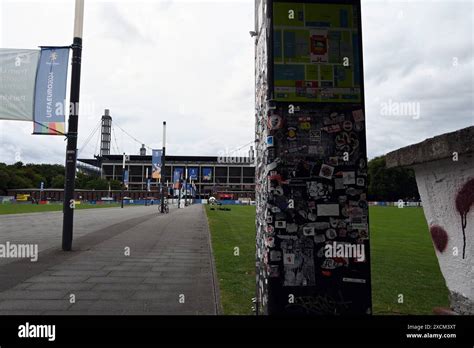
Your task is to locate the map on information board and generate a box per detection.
[273,2,362,102]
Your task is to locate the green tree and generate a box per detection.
[367,156,419,201]
[51,175,65,189]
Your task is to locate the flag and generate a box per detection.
[33,47,70,135]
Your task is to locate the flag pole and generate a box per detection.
[62,0,84,251]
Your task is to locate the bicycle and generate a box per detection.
[159,200,169,214]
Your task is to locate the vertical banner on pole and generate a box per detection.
[124,170,129,188]
[188,167,198,181]
[173,167,183,189]
[202,167,212,182]
[151,149,162,180]
[33,47,70,135]
[0,48,40,121]
[255,0,371,315]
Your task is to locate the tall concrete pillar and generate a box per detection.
[255,0,371,314]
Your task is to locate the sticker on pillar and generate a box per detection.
[275,221,287,229]
[322,124,341,133]
[302,226,315,236]
[356,178,365,187]
[342,171,356,185]
[270,250,282,262]
[310,130,321,142]
[268,114,283,130]
[328,157,339,166]
[352,109,364,122]
[322,258,337,270]
[267,136,274,147]
[310,30,328,63]
[298,116,311,130]
[283,253,295,265]
[326,229,337,240]
[287,127,297,141]
[308,182,333,200]
[346,187,362,196]
[267,225,275,234]
[324,112,345,125]
[319,164,335,179]
[317,204,340,216]
[269,265,280,277]
[342,121,353,132]
[266,237,275,248]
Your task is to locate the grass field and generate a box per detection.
[0,203,122,215]
[205,205,449,315]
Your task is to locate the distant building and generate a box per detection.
[77,152,256,200]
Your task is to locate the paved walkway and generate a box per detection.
[0,205,219,315]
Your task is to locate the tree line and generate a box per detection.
[0,162,122,195]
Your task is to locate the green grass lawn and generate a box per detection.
[206,205,257,315]
[205,205,449,315]
[0,203,122,215]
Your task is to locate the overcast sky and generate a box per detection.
[0,0,472,165]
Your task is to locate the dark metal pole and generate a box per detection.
[62,0,84,251]
[145,168,148,206]
[178,176,181,209]
[160,121,166,213]
[121,152,125,209]
[184,170,188,206]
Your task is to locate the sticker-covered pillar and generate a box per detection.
[255,0,372,315]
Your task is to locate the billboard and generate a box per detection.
[0,49,40,121]
[33,47,70,135]
[273,2,361,102]
[151,149,162,180]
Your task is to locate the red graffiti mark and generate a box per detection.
[429,225,448,253]
[455,177,474,259]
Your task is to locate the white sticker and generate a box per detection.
[317,204,340,216]
[342,171,356,185]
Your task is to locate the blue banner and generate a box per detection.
[173,167,183,188]
[188,167,198,180]
[202,167,212,182]
[33,47,69,135]
[124,170,129,187]
[151,149,162,180]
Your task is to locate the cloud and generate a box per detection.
[0,0,472,165]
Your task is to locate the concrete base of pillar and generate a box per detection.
[449,291,474,315]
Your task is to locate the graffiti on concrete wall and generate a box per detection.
[455,177,474,258]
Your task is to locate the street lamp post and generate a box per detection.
[145,167,148,206]
[121,152,125,209]
[160,121,166,213]
[62,0,85,251]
